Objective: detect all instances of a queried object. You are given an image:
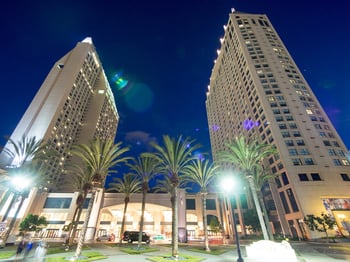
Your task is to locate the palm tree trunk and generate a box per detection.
[247,176,269,240]
[74,191,95,258]
[0,190,13,221]
[1,193,25,247]
[138,190,146,248]
[119,199,129,245]
[68,205,83,246]
[172,186,179,258]
[257,191,274,240]
[202,193,210,251]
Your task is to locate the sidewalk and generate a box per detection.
[1,241,350,261]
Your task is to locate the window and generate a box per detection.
[337,150,345,157]
[289,123,297,129]
[275,116,284,122]
[44,198,72,209]
[281,172,289,185]
[341,174,350,181]
[342,159,350,166]
[279,191,290,214]
[298,173,308,181]
[323,140,331,146]
[319,132,327,137]
[275,177,282,188]
[328,149,336,156]
[299,149,310,155]
[296,139,305,146]
[292,158,302,166]
[277,162,284,170]
[288,149,298,156]
[285,140,294,146]
[333,159,342,166]
[287,189,299,212]
[332,141,340,147]
[311,173,321,181]
[281,131,290,138]
[292,131,301,137]
[304,158,314,165]
[206,199,216,210]
[186,199,196,210]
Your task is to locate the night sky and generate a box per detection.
[1,0,350,160]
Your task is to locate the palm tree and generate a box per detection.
[127,154,160,248]
[1,135,45,168]
[64,164,92,246]
[219,136,276,240]
[70,138,130,258]
[183,158,219,251]
[0,135,49,246]
[147,135,200,258]
[107,174,142,245]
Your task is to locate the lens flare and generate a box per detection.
[112,72,128,90]
[125,83,154,113]
[243,119,260,131]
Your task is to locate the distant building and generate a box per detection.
[206,10,350,239]
[0,38,119,192]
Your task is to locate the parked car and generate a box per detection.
[96,235,111,241]
[122,231,150,244]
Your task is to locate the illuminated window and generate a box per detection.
[306,109,313,114]
[342,159,350,166]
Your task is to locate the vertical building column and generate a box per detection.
[178,189,187,242]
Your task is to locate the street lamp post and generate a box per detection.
[222,177,244,262]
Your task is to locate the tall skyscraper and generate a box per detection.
[0,37,119,192]
[206,10,350,239]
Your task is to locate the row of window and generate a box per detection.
[299,173,350,182]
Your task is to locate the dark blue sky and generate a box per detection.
[1,0,350,159]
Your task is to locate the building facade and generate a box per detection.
[206,10,350,239]
[7,190,223,243]
[0,37,119,192]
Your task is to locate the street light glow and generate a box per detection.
[221,176,236,193]
[11,175,31,191]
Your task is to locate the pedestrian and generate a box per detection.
[24,239,33,258]
[15,238,25,261]
[34,241,48,262]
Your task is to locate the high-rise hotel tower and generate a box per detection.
[0,38,119,192]
[206,10,350,239]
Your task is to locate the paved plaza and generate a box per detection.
[1,240,350,261]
